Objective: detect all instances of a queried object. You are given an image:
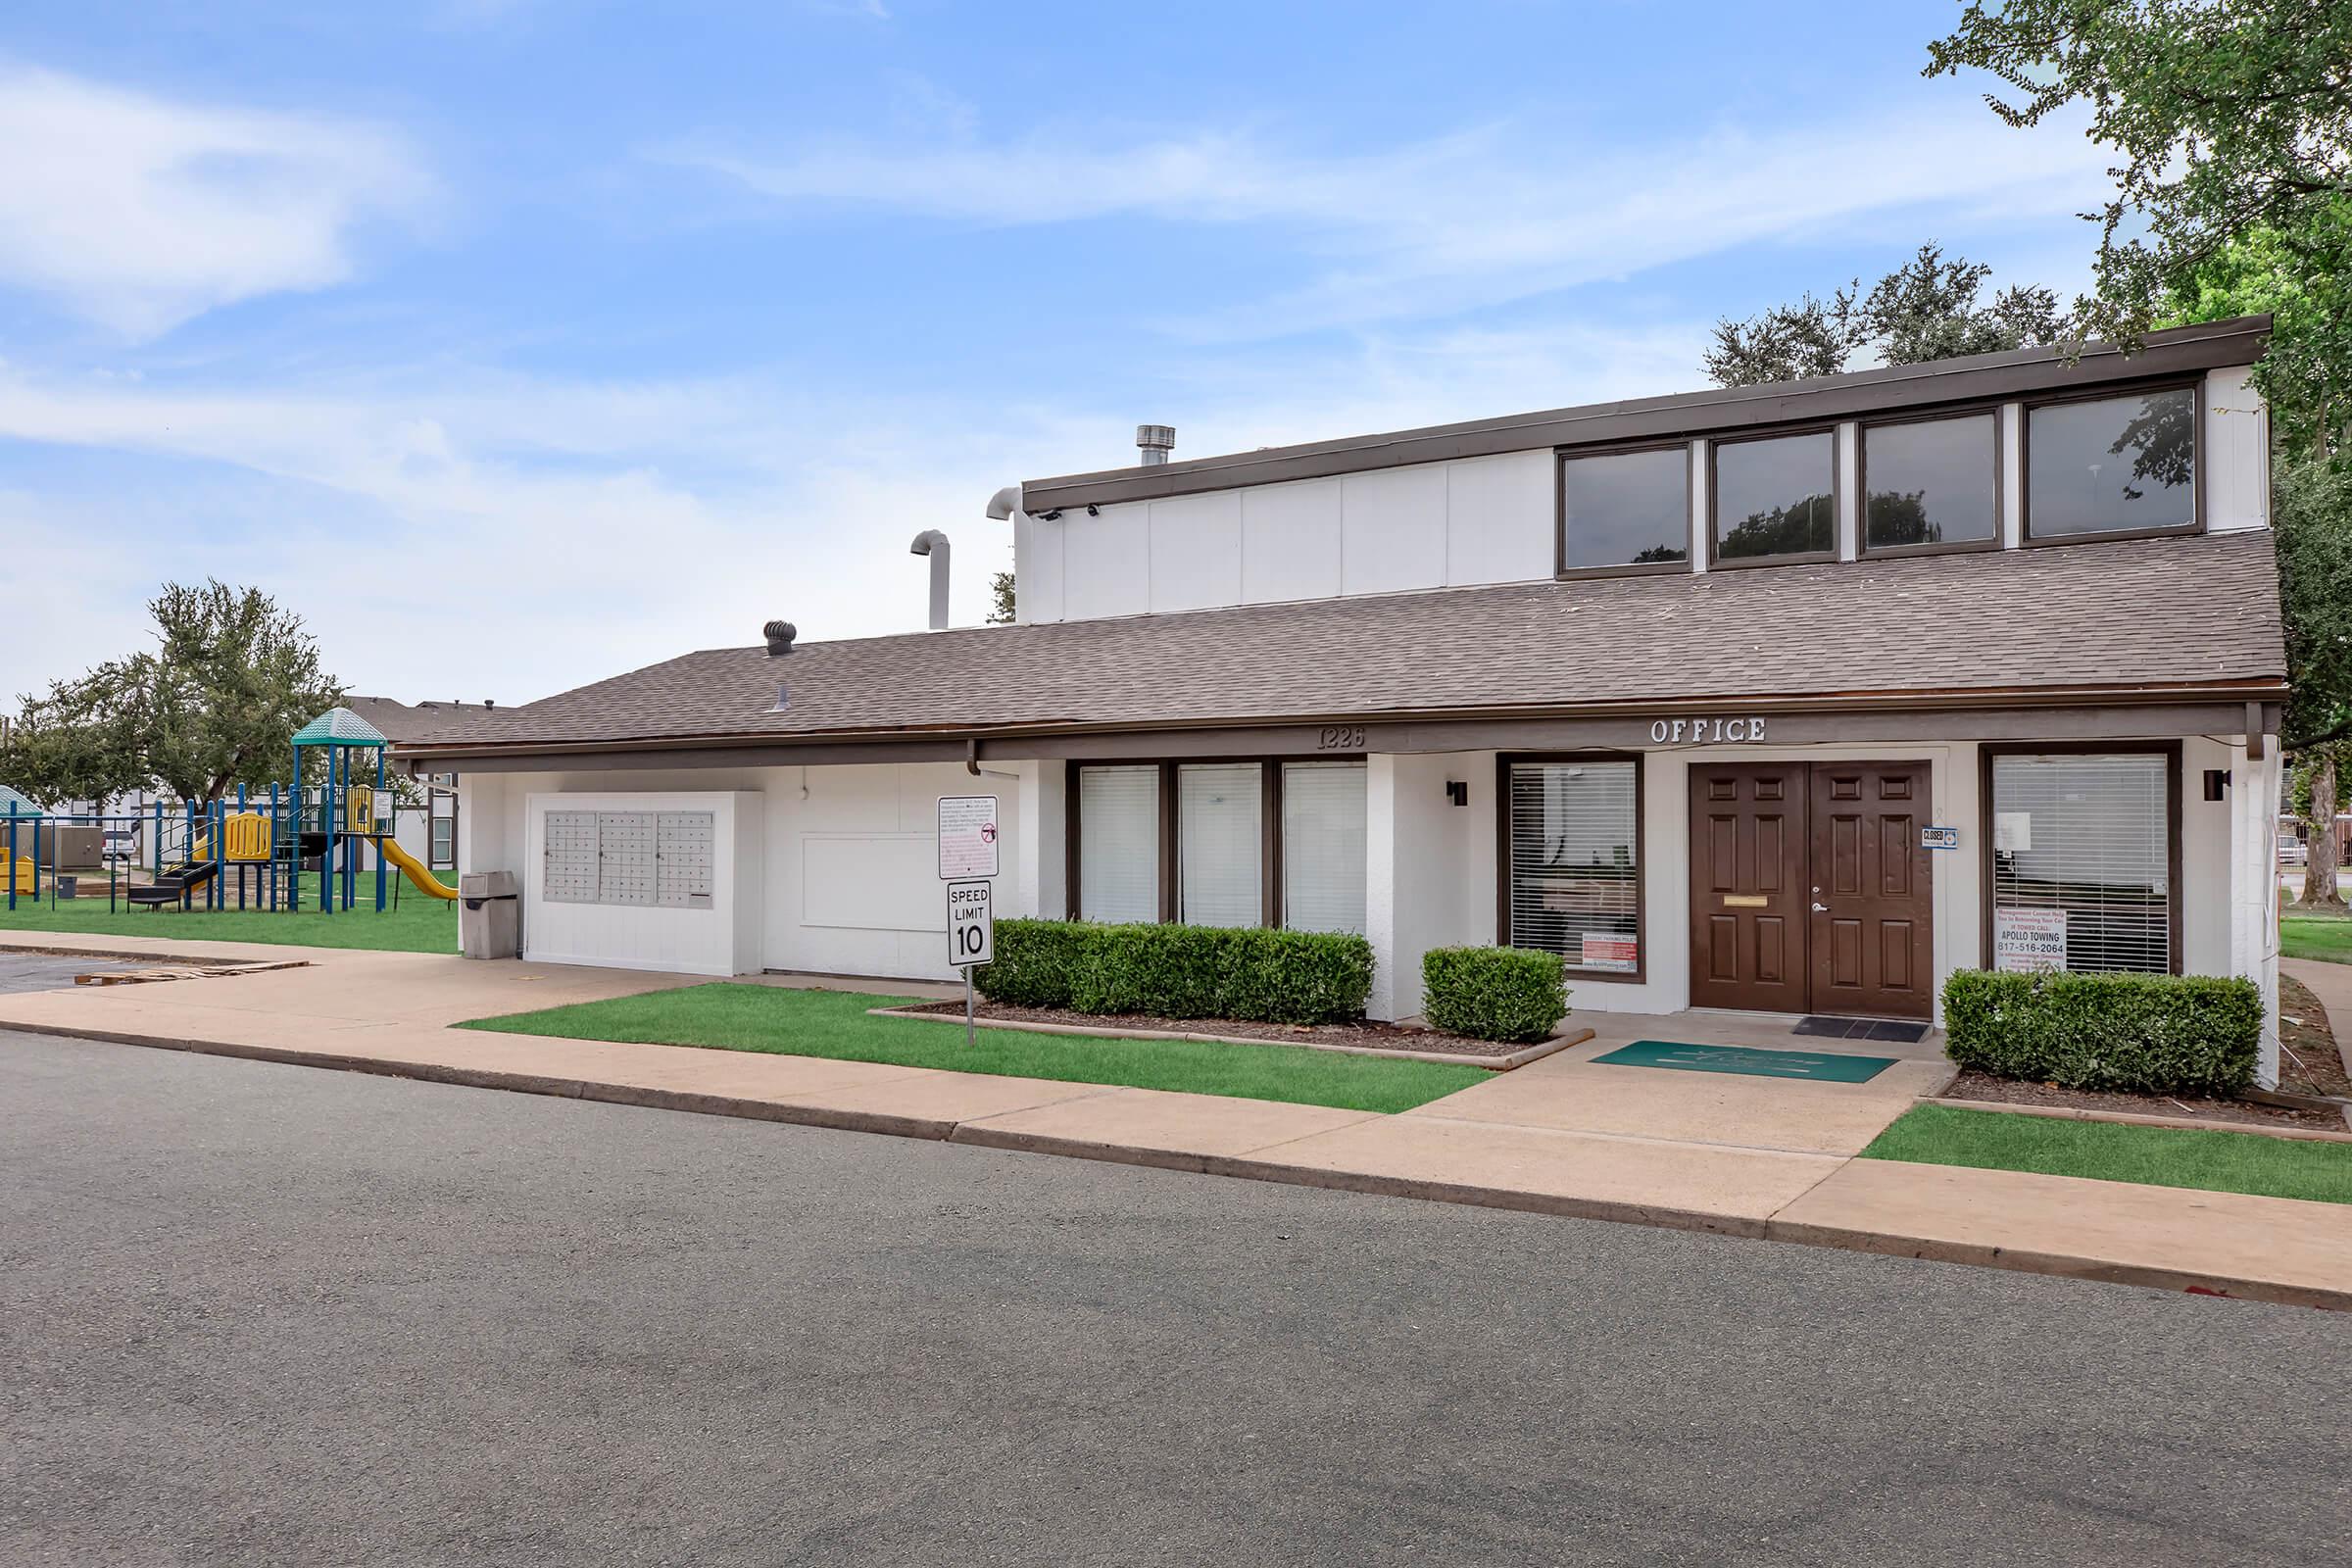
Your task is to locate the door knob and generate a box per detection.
[1810,902,1829,912]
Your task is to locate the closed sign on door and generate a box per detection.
[947,880,994,967]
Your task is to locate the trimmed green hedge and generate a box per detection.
[1941,969,2263,1096]
[974,918,1374,1025]
[1420,946,1569,1044]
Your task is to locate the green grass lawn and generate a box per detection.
[460,983,1486,1113]
[2282,909,2352,965]
[0,870,456,954]
[1863,1103,2352,1204]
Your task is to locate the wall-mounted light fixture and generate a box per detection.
[2203,768,2231,802]
[1445,780,1468,807]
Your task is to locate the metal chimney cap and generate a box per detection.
[1136,423,1175,451]
[763,620,797,657]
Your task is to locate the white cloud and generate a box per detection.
[0,65,435,337]
[663,103,2113,338]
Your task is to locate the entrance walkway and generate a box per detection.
[0,930,2342,1311]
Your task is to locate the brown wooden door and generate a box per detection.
[1807,761,1934,1019]
[1687,760,1935,1019]
[1688,763,1810,1013]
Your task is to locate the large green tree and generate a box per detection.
[1926,0,2352,448]
[0,581,343,808]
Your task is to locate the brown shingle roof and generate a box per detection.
[400,532,2284,755]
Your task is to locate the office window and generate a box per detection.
[2028,387,2197,538]
[1864,414,1997,550]
[1178,762,1262,926]
[1078,765,1159,923]
[1989,753,2172,974]
[1560,446,1690,571]
[1505,760,1641,973]
[1281,761,1367,935]
[1713,431,1836,562]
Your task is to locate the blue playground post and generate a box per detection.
[152,798,163,877]
[374,750,387,912]
[6,801,17,912]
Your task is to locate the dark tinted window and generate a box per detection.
[2028,387,2196,537]
[1864,414,1996,550]
[1559,447,1689,571]
[1713,431,1834,562]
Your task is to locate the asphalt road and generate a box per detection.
[4,1032,2347,1567]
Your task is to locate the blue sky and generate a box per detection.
[0,1,2117,707]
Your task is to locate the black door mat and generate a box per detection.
[1793,1015,1929,1044]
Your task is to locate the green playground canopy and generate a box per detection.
[0,783,43,816]
[292,707,389,749]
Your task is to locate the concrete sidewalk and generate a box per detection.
[2,931,2345,1311]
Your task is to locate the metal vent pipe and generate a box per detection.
[908,530,950,631]
[1136,424,1175,466]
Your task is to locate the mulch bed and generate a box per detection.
[896,999,1520,1058]
[1940,972,2352,1132]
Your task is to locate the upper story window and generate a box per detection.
[1862,413,1998,553]
[1712,430,1835,564]
[2026,386,2198,540]
[1559,446,1689,573]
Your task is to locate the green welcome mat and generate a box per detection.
[1592,1041,1899,1083]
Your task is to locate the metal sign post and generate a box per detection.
[939,798,999,1049]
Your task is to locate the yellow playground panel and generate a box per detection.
[345,784,376,835]
[223,811,271,862]
[9,855,32,895]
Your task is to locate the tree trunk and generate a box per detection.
[2304,753,2345,909]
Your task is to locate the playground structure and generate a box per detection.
[2,707,459,916]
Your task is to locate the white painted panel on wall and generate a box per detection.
[1147,490,1244,612]
[1444,452,1554,586]
[1341,466,1447,596]
[1058,501,1150,621]
[1013,510,1064,623]
[803,834,941,930]
[1241,479,1344,605]
[2203,367,2271,532]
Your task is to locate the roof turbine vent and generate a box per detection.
[763,620,797,657]
[1136,423,1175,466]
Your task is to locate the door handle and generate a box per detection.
[1810,902,1829,912]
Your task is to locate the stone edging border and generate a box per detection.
[11,1021,2345,1314]
[1925,1095,2352,1143]
[865,1004,1595,1071]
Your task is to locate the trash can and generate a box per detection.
[460,870,521,959]
[54,874,76,901]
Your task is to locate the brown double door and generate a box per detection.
[1689,761,1934,1019]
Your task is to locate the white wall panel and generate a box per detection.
[2203,367,2271,532]
[521,790,760,977]
[1147,490,1244,612]
[1444,452,1554,586]
[1341,466,1448,597]
[1013,510,1064,623]
[1240,479,1344,605]
[1059,500,1150,621]
[803,834,940,929]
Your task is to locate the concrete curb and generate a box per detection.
[16,1020,2345,1314]
[865,1004,1594,1070]
[1924,1096,2352,1144]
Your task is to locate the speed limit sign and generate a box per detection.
[947,880,994,967]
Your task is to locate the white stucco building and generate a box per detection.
[401,317,2289,1080]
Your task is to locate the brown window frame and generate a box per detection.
[1065,758,1369,933]
[1494,751,1647,983]
[1977,741,2183,977]
[1854,405,2006,561]
[1706,425,1842,570]
[2019,378,2205,547]
[1553,438,1697,581]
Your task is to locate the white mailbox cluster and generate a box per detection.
[543,809,716,910]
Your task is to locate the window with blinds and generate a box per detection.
[1078,765,1160,923]
[1179,762,1263,926]
[1281,761,1367,935]
[1989,753,2172,974]
[1506,760,1640,972]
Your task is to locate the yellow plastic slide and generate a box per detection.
[373,835,460,901]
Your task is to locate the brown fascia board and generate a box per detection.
[390,675,2287,767]
[1020,316,2273,511]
